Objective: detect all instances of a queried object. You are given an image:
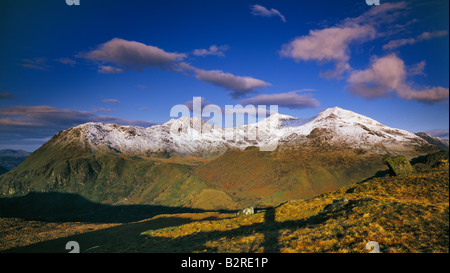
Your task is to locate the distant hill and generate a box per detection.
[0,149,30,171]
[415,132,449,151]
[0,150,31,158]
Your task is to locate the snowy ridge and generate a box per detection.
[55,107,430,156]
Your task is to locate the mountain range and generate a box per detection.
[0,149,31,174]
[30,106,443,157]
[0,107,446,214]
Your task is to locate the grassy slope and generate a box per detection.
[1,143,387,211]
[139,164,449,253]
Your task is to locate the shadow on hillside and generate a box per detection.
[0,192,234,224]
[355,169,390,184]
[1,194,378,253]
[1,212,234,253]
[139,200,369,253]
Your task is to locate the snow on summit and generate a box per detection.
[56,107,429,156]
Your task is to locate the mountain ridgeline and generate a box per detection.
[0,107,444,214]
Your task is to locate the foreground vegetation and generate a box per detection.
[138,164,449,253]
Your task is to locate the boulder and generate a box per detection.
[383,155,415,176]
[236,207,254,216]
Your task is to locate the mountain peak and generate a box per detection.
[267,112,297,120]
[318,107,356,119]
[315,107,382,127]
[264,112,297,124]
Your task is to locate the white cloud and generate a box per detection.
[347,54,449,104]
[281,25,375,63]
[251,4,286,23]
[280,2,448,105]
[280,25,376,78]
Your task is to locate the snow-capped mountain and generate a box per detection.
[50,107,433,157]
[275,107,430,154]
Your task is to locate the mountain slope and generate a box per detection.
[0,107,440,212]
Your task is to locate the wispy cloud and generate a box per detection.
[192,45,229,57]
[383,30,449,50]
[408,61,426,76]
[55,57,77,66]
[250,4,286,23]
[101,99,120,103]
[19,57,51,70]
[92,108,112,113]
[241,90,319,109]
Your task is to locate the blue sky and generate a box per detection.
[0,0,449,151]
